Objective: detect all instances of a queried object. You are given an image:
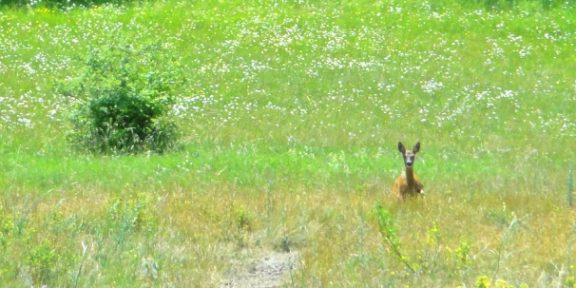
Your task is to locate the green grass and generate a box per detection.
[1,0,576,286]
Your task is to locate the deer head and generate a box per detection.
[398,142,420,168]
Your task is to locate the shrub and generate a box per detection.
[0,0,133,9]
[458,0,575,10]
[60,44,182,154]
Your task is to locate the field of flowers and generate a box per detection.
[1,0,576,286]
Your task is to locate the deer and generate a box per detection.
[392,142,424,201]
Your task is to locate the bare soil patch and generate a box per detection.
[222,250,299,288]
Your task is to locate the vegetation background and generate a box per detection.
[1,0,575,286]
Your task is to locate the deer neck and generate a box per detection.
[405,166,416,185]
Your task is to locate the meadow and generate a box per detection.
[1,0,576,286]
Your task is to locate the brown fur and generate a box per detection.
[392,142,424,200]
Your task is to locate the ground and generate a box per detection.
[222,249,299,288]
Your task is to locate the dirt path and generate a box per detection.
[222,250,299,288]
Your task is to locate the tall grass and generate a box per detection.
[1,0,575,286]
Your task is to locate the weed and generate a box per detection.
[235,207,253,232]
[0,208,14,250]
[374,205,416,273]
[492,215,520,284]
[476,275,491,288]
[485,202,514,228]
[421,222,442,274]
[568,163,574,208]
[454,240,472,271]
[566,265,576,287]
[26,241,58,285]
[106,192,158,246]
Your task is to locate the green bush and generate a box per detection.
[0,0,133,9]
[60,44,181,154]
[458,0,575,10]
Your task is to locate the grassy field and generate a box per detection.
[1,0,576,286]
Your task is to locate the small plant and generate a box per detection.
[454,240,471,270]
[492,214,520,284]
[234,207,253,232]
[568,163,574,208]
[474,275,527,288]
[485,202,514,228]
[422,222,442,272]
[60,43,182,154]
[0,211,14,250]
[374,205,416,273]
[566,265,576,288]
[228,206,255,249]
[476,275,491,288]
[27,241,58,285]
[106,193,158,246]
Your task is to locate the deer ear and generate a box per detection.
[398,142,406,154]
[413,142,421,153]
